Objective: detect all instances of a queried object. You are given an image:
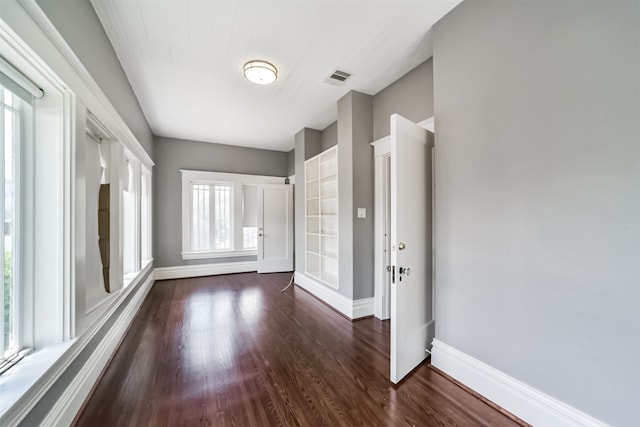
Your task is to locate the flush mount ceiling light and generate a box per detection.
[243,60,277,85]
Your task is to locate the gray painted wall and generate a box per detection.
[287,149,295,177]
[433,2,639,425]
[337,91,373,300]
[321,121,338,151]
[154,137,289,267]
[349,93,374,300]
[36,0,154,158]
[372,59,433,141]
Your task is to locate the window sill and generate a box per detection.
[0,340,75,420]
[123,259,154,287]
[181,250,257,260]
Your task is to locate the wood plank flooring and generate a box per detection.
[74,272,525,427]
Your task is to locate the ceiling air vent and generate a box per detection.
[325,70,352,86]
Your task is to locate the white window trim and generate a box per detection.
[180,170,284,260]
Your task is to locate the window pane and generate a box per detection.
[141,172,151,261]
[212,185,231,250]
[2,87,18,358]
[191,184,210,250]
[243,227,257,250]
[122,190,136,276]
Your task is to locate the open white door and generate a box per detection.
[257,184,294,273]
[390,114,435,383]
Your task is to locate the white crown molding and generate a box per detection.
[294,272,373,320]
[15,0,154,169]
[431,339,608,427]
[154,261,257,281]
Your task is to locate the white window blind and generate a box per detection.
[242,184,258,249]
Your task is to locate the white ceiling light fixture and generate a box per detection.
[243,60,277,85]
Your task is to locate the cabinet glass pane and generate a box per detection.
[321,198,336,215]
[307,233,320,254]
[306,158,319,181]
[321,216,337,236]
[321,236,337,258]
[306,217,319,234]
[306,181,319,199]
[307,252,320,278]
[321,179,336,198]
[321,256,338,287]
[307,198,319,215]
[320,154,336,177]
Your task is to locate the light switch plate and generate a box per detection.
[357,208,366,219]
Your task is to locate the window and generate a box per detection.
[181,170,284,260]
[191,183,232,251]
[0,83,23,361]
[122,153,140,282]
[141,167,152,263]
[242,184,258,250]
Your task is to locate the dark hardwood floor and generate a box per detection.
[74,272,525,427]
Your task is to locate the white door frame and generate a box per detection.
[371,116,434,321]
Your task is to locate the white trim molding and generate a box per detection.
[181,250,257,260]
[417,116,435,133]
[431,339,608,427]
[294,272,373,320]
[39,273,155,427]
[154,261,257,281]
[352,297,375,319]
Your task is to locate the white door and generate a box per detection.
[257,184,294,273]
[390,114,435,384]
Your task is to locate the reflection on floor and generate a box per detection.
[74,272,525,426]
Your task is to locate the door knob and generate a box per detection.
[398,267,410,276]
[398,242,406,250]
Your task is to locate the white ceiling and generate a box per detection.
[91,0,461,152]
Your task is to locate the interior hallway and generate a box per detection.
[73,272,525,426]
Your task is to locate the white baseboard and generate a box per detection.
[294,272,374,320]
[154,261,257,280]
[352,297,374,319]
[431,339,607,427]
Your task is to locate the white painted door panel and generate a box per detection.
[257,184,294,273]
[390,114,434,384]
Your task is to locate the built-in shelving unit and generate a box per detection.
[305,146,338,288]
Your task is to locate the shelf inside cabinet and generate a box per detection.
[305,146,339,288]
